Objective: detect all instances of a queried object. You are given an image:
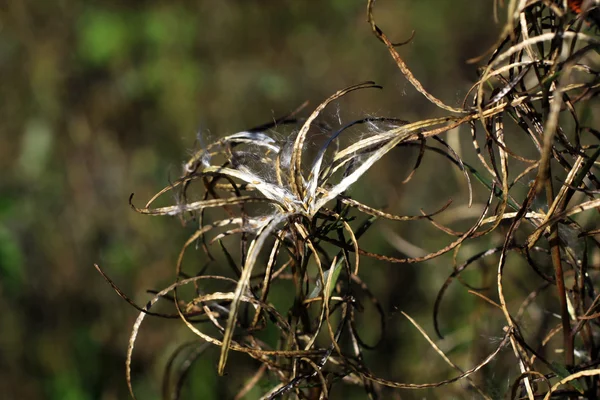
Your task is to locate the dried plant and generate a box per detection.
[97,1,600,398]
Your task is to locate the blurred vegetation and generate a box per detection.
[9,0,584,399]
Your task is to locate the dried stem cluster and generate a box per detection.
[97,1,600,398]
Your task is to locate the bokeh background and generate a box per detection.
[0,1,511,399]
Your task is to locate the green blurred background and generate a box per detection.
[0,1,507,399]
